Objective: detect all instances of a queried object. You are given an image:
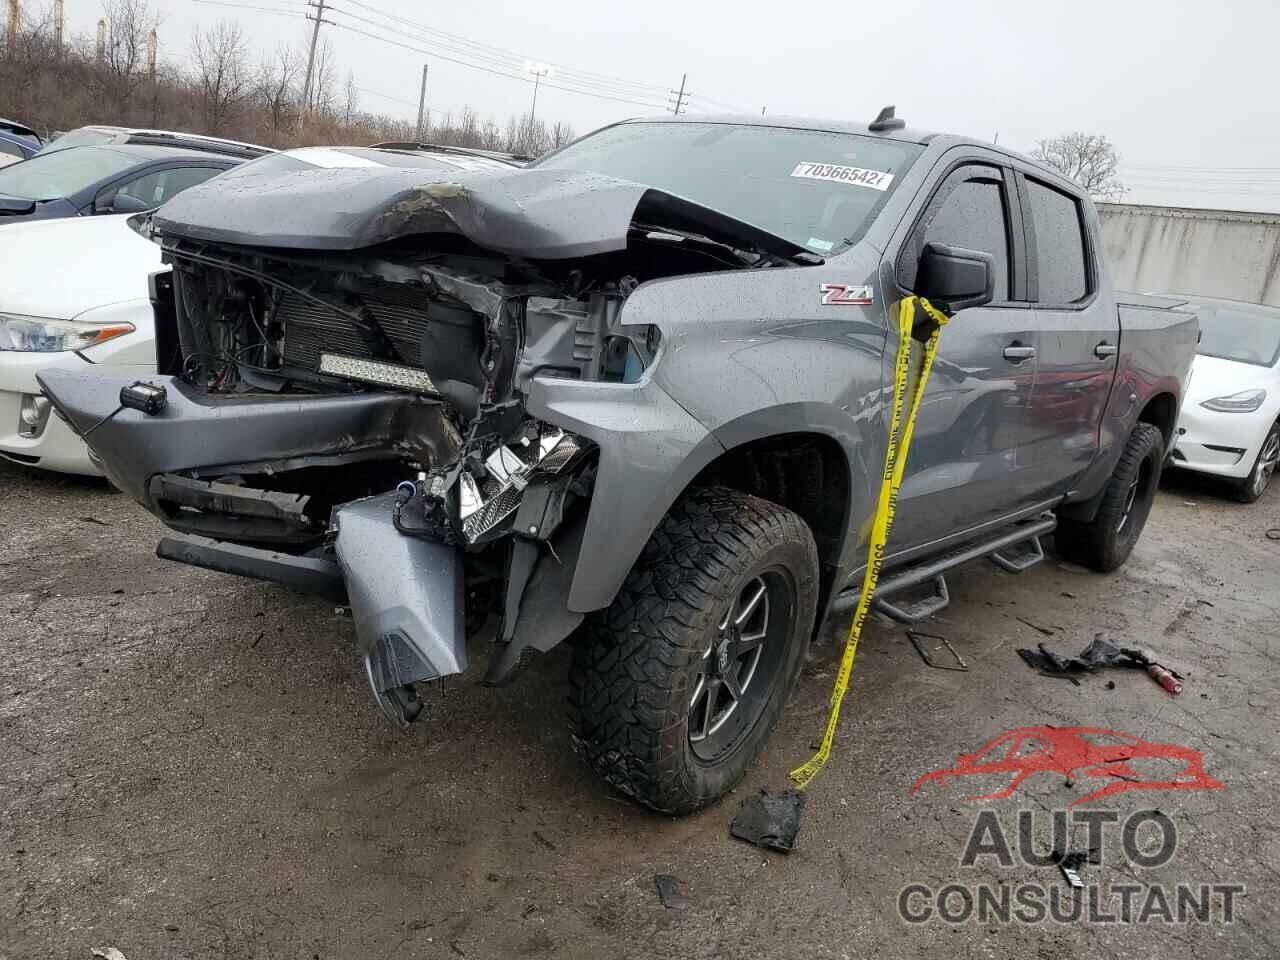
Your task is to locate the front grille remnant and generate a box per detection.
[280,284,438,372]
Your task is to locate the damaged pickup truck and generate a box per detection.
[39,114,1197,813]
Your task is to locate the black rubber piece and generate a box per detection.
[569,486,819,815]
[1055,423,1164,572]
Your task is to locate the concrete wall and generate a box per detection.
[1097,203,1280,306]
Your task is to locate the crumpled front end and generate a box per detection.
[38,174,812,721]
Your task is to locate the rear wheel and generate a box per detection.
[1055,423,1164,572]
[1230,422,1279,504]
[569,486,819,814]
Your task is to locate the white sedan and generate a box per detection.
[1171,295,1280,502]
[0,145,520,476]
[0,213,161,474]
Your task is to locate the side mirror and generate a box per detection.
[95,192,151,215]
[916,241,994,313]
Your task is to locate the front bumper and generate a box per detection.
[0,347,150,475]
[1172,403,1271,479]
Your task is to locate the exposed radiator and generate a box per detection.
[279,283,437,372]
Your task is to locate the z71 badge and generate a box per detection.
[820,283,874,305]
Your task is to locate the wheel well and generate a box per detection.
[691,433,850,617]
[1138,392,1178,448]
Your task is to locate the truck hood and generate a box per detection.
[0,213,162,319]
[151,165,814,262]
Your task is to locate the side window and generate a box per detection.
[1025,179,1089,304]
[117,166,221,207]
[902,169,1011,300]
[0,140,23,159]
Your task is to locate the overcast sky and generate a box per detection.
[62,0,1280,212]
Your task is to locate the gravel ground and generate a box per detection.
[1,457,1277,959]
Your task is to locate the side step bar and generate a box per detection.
[833,513,1058,624]
[157,534,348,604]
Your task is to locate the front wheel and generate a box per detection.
[1055,423,1165,572]
[1231,422,1279,504]
[569,487,819,814]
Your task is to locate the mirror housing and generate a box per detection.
[915,242,994,313]
[95,192,151,215]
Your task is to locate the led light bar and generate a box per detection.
[319,353,438,394]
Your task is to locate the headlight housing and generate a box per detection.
[0,314,135,352]
[1200,389,1267,413]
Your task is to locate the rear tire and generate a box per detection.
[569,486,819,815]
[1230,422,1279,504]
[1055,423,1164,572]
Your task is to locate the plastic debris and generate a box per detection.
[91,949,130,960]
[729,788,806,853]
[1017,639,1184,695]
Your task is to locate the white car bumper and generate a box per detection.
[0,335,153,476]
[1172,402,1274,479]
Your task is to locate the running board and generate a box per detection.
[832,513,1058,624]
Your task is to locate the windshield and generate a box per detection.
[1196,304,1280,367]
[0,145,138,200]
[536,121,924,254]
[37,128,118,154]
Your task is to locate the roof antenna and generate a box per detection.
[869,105,905,132]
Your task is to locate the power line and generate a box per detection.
[324,19,670,110]
[338,0,670,97]
[189,0,305,16]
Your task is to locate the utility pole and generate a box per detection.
[95,17,105,63]
[670,73,687,115]
[146,28,157,81]
[302,0,329,114]
[527,63,550,124]
[415,63,428,141]
[53,0,63,49]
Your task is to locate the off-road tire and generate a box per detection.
[1229,421,1279,504]
[1055,423,1164,572]
[569,486,819,814]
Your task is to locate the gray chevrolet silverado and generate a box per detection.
[39,113,1197,813]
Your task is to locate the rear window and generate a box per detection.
[535,121,924,254]
[0,145,138,200]
[1196,305,1280,367]
[1026,179,1089,304]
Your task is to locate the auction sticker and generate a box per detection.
[791,161,894,191]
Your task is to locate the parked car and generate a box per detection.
[1169,295,1280,501]
[0,144,250,225]
[0,145,535,475]
[39,113,1198,814]
[0,118,42,168]
[36,125,268,159]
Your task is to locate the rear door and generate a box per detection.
[1015,173,1119,499]
[887,160,1040,551]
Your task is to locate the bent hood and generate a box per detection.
[0,213,162,318]
[150,166,813,262]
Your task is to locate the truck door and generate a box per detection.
[1014,174,1119,500]
[887,162,1039,552]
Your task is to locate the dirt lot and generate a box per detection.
[2,456,1277,960]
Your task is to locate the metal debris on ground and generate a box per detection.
[1017,639,1184,695]
[653,874,691,910]
[729,789,806,853]
[91,949,130,960]
[1052,850,1100,889]
[906,630,969,671]
[1266,528,1280,541]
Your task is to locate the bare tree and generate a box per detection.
[1031,132,1127,202]
[341,69,358,125]
[191,19,250,134]
[550,120,574,150]
[256,44,300,141]
[308,35,336,115]
[100,0,159,116]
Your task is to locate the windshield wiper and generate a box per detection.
[632,223,822,268]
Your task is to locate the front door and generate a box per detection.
[887,162,1040,552]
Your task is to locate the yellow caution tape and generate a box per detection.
[789,294,950,790]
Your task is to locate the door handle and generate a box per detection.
[1003,344,1036,362]
[1094,341,1118,358]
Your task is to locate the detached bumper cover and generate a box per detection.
[333,493,466,724]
